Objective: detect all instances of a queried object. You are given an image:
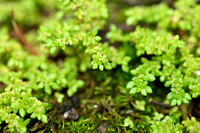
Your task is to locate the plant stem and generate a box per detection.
[11,11,38,56]
[149,98,172,108]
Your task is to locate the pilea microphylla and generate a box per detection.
[0,0,200,132]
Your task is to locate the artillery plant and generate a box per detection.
[0,0,200,132]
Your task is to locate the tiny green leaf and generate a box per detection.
[183,98,189,104]
[127,81,135,89]
[185,93,191,100]
[177,100,182,106]
[171,99,177,106]
[99,64,104,71]
[192,93,199,98]
[92,63,98,69]
[145,86,152,93]
[51,82,60,90]
[23,119,31,126]
[148,74,155,81]
[95,36,101,41]
[19,108,26,117]
[130,87,137,94]
[50,47,57,54]
[167,92,173,100]
[141,89,147,96]
[45,84,52,95]
[124,117,134,128]
[122,65,129,72]
[160,76,165,82]
[104,62,112,70]
[130,70,137,75]
[27,108,33,114]
[30,113,37,119]
[41,115,48,123]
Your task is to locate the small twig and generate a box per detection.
[10,10,38,56]
[149,98,172,108]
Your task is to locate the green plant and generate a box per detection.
[0,0,200,132]
[0,83,48,132]
[65,117,97,133]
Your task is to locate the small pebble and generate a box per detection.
[94,105,98,108]
[63,111,69,119]
[126,110,133,114]
[63,108,79,120]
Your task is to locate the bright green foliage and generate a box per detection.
[38,0,110,71]
[0,21,82,132]
[65,117,97,132]
[172,0,200,37]
[123,107,193,132]
[0,28,83,97]
[104,1,200,131]
[133,100,146,111]
[125,3,173,28]
[0,0,56,26]
[121,6,199,106]
[54,92,64,103]
[1,0,200,132]
[38,0,131,71]
[127,59,160,96]
[188,77,200,98]
[182,117,200,133]
[124,117,134,128]
[106,24,128,43]
[130,27,185,56]
[125,0,200,37]
[149,107,183,132]
[0,84,48,133]
[150,116,184,133]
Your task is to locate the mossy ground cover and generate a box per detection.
[0,0,200,132]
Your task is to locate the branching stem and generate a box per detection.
[11,10,38,56]
[149,98,173,108]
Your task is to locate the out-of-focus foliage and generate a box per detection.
[0,0,56,26]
